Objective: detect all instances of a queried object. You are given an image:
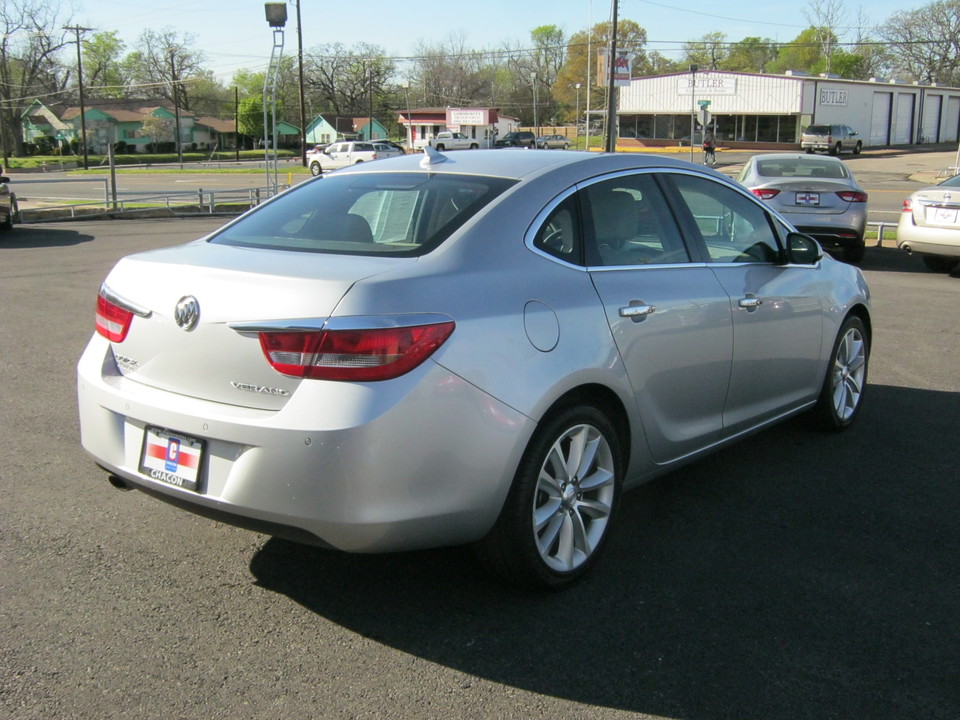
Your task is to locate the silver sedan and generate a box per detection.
[737,153,868,263]
[896,173,960,273]
[78,148,872,589]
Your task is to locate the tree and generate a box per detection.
[768,28,826,75]
[305,42,394,118]
[236,96,266,142]
[722,37,779,73]
[682,32,729,70]
[407,33,491,109]
[803,0,847,74]
[122,29,207,110]
[139,114,174,151]
[880,0,960,84]
[83,31,126,98]
[0,0,73,158]
[553,20,649,121]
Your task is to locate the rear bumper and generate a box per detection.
[77,334,532,552]
[896,215,960,257]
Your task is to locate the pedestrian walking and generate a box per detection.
[702,129,716,165]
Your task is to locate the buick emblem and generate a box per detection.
[174,296,200,331]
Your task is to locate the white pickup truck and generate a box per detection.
[427,131,480,151]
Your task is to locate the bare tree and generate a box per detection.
[304,42,394,117]
[803,0,846,74]
[121,29,206,110]
[0,0,73,158]
[880,0,960,84]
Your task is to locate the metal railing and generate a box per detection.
[11,177,289,223]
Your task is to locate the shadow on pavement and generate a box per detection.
[0,225,94,248]
[250,384,960,720]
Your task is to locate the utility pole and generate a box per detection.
[64,25,93,170]
[295,0,307,166]
[604,0,619,153]
[169,50,183,164]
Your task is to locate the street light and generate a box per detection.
[532,73,539,140]
[263,2,287,193]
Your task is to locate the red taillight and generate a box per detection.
[836,190,868,203]
[96,293,134,342]
[751,188,781,200]
[902,197,913,212]
[259,321,455,381]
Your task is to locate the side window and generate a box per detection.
[583,174,690,267]
[533,194,581,264]
[672,174,782,263]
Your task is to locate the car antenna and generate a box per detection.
[421,145,449,168]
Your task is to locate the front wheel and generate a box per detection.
[475,405,622,590]
[309,161,322,176]
[853,141,862,154]
[814,316,869,431]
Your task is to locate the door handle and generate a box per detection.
[739,293,763,310]
[619,302,656,322]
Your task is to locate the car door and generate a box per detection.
[325,143,349,169]
[581,172,735,464]
[667,173,826,436]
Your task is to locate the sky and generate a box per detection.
[76,0,910,82]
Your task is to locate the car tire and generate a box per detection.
[805,148,814,154]
[831,142,842,155]
[0,198,14,231]
[435,144,445,151]
[469,143,479,149]
[475,404,622,590]
[854,141,863,154]
[309,161,322,176]
[814,315,869,432]
[921,255,960,273]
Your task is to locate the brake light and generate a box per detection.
[902,197,913,212]
[96,292,134,342]
[751,188,781,200]
[836,190,868,203]
[258,321,455,381]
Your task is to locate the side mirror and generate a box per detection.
[786,232,823,265]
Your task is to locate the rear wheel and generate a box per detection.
[844,238,866,264]
[469,143,479,149]
[831,142,842,155]
[476,405,622,590]
[921,255,960,273]
[0,198,13,231]
[814,316,869,431]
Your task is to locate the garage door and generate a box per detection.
[921,95,942,142]
[870,92,891,145]
[894,94,915,144]
[946,97,960,142]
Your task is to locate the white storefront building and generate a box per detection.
[617,70,960,148]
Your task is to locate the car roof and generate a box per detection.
[331,147,713,182]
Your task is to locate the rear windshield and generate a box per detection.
[804,125,831,135]
[756,158,849,179]
[209,172,517,257]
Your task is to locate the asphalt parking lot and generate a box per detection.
[1,203,958,718]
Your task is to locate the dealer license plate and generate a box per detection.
[795,192,820,206]
[139,427,204,491]
[929,207,959,224]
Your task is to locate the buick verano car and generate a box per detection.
[78,148,872,589]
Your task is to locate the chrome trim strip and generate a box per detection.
[229,313,455,334]
[100,283,152,318]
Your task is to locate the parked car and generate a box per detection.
[737,153,868,263]
[536,134,571,150]
[372,141,405,159]
[306,141,381,175]
[0,172,17,231]
[800,124,862,155]
[896,173,960,273]
[78,149,871,589]
[495,131,536,148]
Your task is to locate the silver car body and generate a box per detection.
[78,150,871,565]
[896,173,960,268]
[737,153,868,261]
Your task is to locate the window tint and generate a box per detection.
[756,158,848,179]
[672,174,782,263]
[533,194,580,263]
[210,172,516,257]
[583,174,690,266]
